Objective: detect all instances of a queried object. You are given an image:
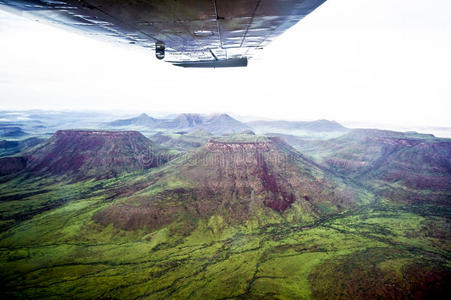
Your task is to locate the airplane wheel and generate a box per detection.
[155,41,165,60]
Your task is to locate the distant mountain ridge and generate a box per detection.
[171,113,203,128]
[108,113,158,127]
[108,113,251,135]
[108,113,350,137]
[0,126,27,138]
[199,114,252,135]
[247,119,349,133]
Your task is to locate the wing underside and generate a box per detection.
[0,0,326,67]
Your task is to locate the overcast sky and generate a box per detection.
[0,0,450,130]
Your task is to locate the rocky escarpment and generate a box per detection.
[200,139,297,211]
[95,136,374,231]
[186,138,365,212]
[24,130,167,179]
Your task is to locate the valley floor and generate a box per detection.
[0,176,449,299]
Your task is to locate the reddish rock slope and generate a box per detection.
[25,130,164,179]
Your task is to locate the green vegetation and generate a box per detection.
[0,172,449,298]
[0,130,449,298]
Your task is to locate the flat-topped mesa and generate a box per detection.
[25,130,166,179]
[183,135,367,213]
[95,132,374,231]
[205,140,273,152]
[201,137,295,163]
[94,132,375,231]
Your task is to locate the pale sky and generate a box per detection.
[0,0,450,129]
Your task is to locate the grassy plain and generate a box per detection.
[0,173,449,299]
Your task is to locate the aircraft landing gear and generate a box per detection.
[155,41,165,60]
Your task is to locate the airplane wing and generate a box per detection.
[0,0,326,68]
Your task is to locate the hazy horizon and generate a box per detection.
[1,108,450,138]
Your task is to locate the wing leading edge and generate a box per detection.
[0,0,326,68]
